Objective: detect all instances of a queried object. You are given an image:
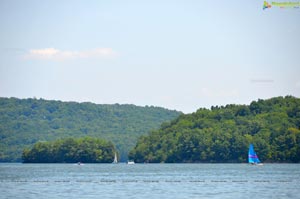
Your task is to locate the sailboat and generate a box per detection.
[248,144,263,165]
[112,152,118,164]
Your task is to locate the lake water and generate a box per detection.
[0,163,299,199]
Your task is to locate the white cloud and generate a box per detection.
[24,48,117,61]
[250,78,274,84]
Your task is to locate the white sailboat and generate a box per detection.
[112,152,118,164]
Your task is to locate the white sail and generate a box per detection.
[113,152,118,164]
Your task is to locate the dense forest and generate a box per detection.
[129,96,300,163]
[0,97,181,162]
[22,137,115,163]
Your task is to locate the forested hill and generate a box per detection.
[0,97,181,162]
[22,137,115,163]
[129,96,300,163]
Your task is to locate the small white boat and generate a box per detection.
[127,160,135,165]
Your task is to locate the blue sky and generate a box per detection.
[0,0,299,113]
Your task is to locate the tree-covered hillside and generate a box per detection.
[22,137,115,163]
[0,97,181,162]
[129,96,300,163]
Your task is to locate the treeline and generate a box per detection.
[129,96,300,163]
[0,97,181,162]
[22,137,115,163]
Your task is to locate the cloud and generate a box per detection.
[250,78,274,84]
[29,48,59,58]
[24,48,117,61]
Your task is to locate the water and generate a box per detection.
[0,163,299,199]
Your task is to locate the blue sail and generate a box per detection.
[248,144,261,164]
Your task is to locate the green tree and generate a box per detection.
[130,96,300,163]
[22,137,116,163]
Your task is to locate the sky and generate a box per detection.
[0,0,299,113]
